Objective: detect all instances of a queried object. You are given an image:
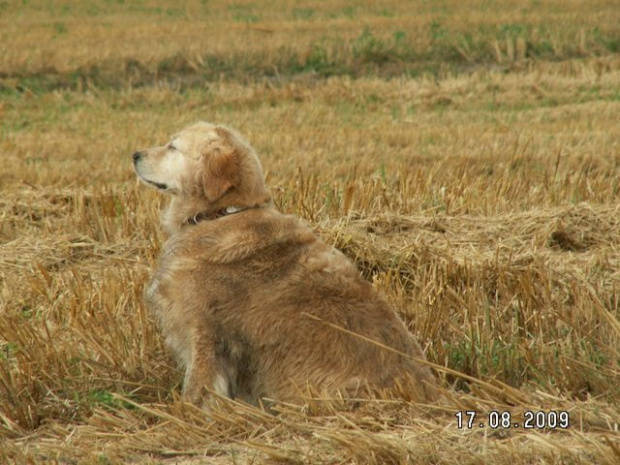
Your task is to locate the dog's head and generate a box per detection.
[133,121,271,232]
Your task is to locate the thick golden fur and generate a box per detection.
[133,122,436,406]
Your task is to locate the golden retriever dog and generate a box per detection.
[132,122,436,407]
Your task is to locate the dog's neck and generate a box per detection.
[163,192,273,236]
[183,202,269,227]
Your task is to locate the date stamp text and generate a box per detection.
[455,410,569,429]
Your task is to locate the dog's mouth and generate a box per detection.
[145,179,168,190]
[135,170,169,191]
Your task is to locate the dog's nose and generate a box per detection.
[132,151,142,163]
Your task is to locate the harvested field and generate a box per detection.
[1,1,619,463]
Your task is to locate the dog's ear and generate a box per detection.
[202,127,239,202]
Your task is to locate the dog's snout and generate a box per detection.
[132,151,142,163]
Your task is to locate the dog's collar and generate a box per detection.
[184,203,266,226]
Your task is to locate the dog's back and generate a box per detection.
[148,207,436,405]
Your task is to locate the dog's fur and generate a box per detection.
[133,122,436,406]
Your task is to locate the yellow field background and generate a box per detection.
[1,0,620,463]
